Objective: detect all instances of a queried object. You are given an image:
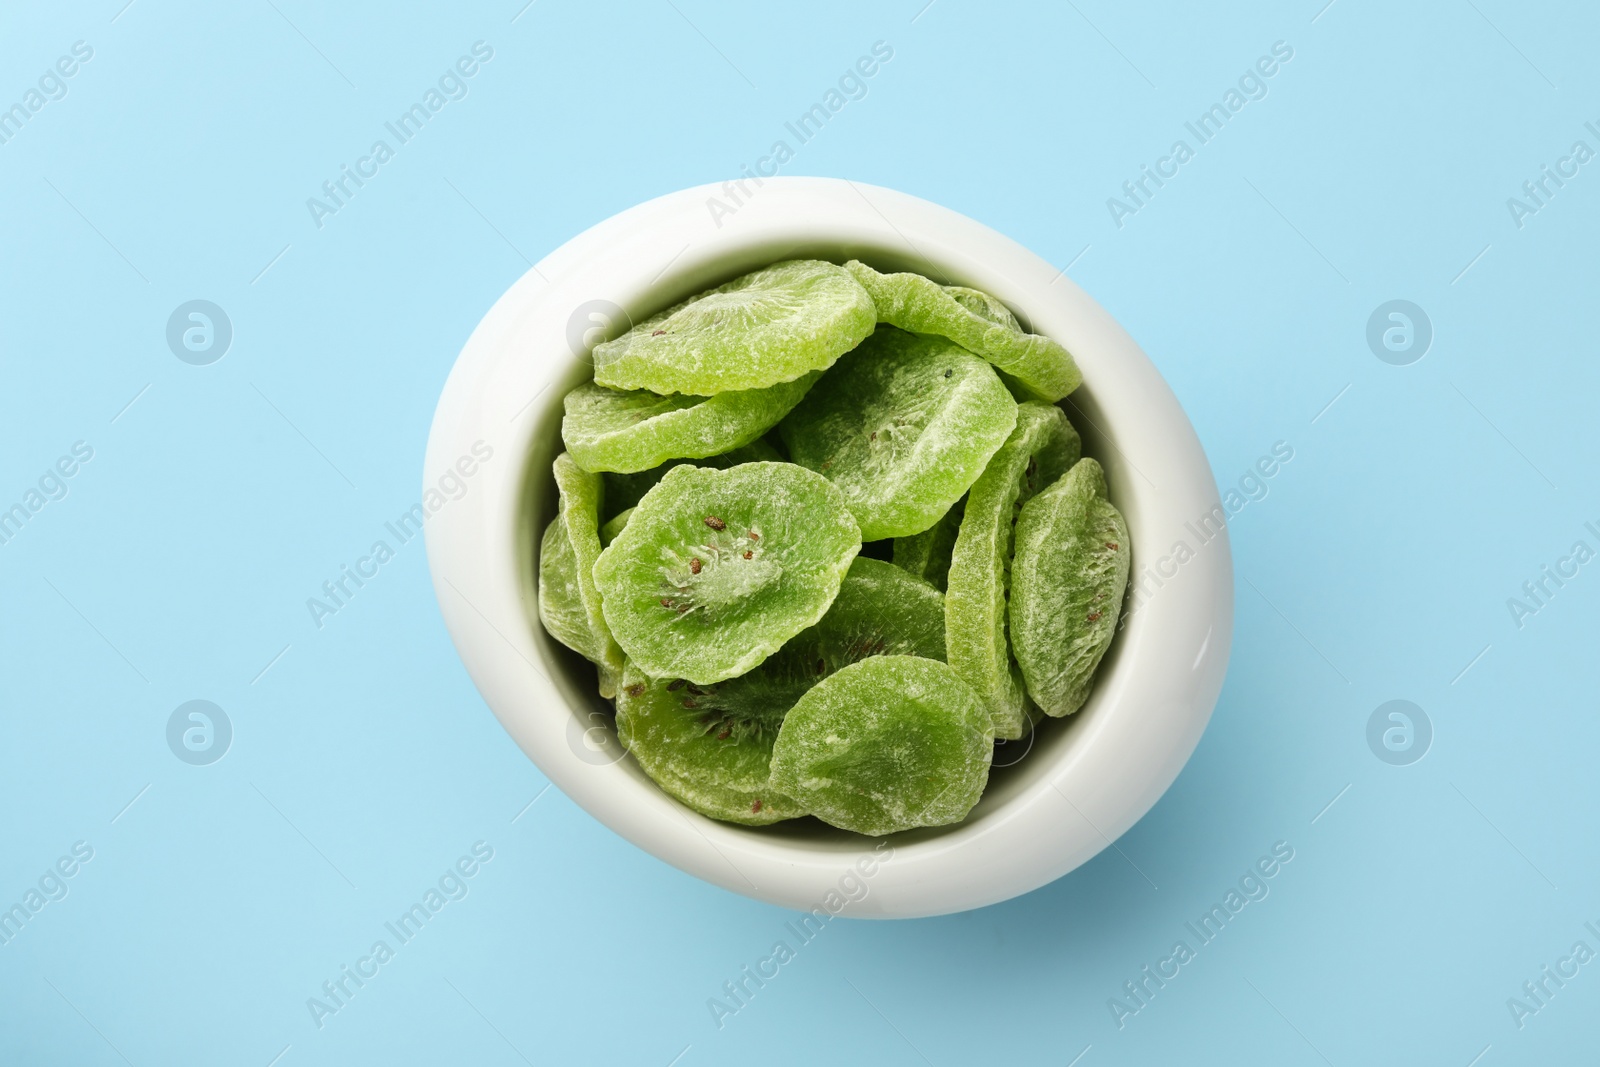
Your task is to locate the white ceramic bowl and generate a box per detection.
[424,178,1231,918]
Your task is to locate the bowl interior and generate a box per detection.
[519,239,1138,850]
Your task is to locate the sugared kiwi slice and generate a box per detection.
[592,462,860,684]
[946,402,1080,738]
[593,260,874,395]
[615,557,944,825]
[769,656,994,836]
[538,454,624,696]
[779,328,1017,540]
[845,260,1081,402]
[562,374,816,474]
[1009,458,1130,717]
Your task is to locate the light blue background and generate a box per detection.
[2,1,1596,1064]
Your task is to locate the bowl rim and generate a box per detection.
[424,177,1233,918]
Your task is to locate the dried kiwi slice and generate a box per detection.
[615,663,805,826]
[544,454,625,697]
[537,517,600,663]
[768,656,994,836]
[592,462,861,684]
[891,497,964,592]
[778,328,1017,540]
[845,260,1081,402]
[561,374,817,474]
[600,440,781,521]
[803,556,947,666]
[677,555,946,719]
[592,260,875,395]
[616,557,944,825]
[1009,458,1130,716]
[946,403,1081,739]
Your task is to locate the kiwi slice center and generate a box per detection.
[669,673,801,745]
[658,524,782,618]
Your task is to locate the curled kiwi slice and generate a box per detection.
[768,656,994,836]
[845,260,1081,402]
[592,260,875,395]
[592,462,861,685]
[615,557,944,825]
[540,454,625,697]
[946,403,1081,739]
[1009,458,1130,716]
[779,328,1017,540]
[537,517,600,665]
[561,374,817,475]
[694,555,947,712]
[616,663,805,826]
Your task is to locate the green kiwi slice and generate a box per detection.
[768,656,994,836]
[541,454,625,697]
[615,662,806,826]
[614,557,944,825]
[845,260,1081,402]
[592,462,861,684]
[778,328,1017,540]
[1009,458,1130,716]
[537,517,600,666]
[701,555,947,707]
[592,260,875,395]
[946,403,1081,738]
[561,373,817,475]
